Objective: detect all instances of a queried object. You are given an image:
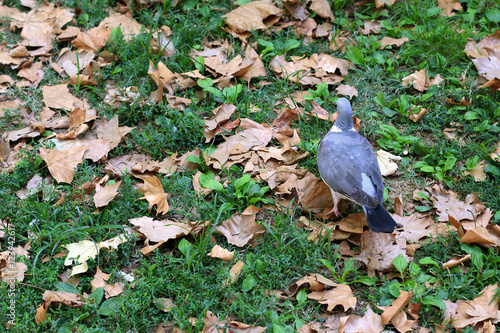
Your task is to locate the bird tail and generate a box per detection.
[363,204,397,233]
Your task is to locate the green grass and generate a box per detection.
[1,0,500,331]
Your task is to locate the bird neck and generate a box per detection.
[332,114,353,132]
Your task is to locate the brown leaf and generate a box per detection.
[472,48,500,83]
[308,284,356,311]
[42,84,85,110]
[95,115,134,150]
[137,175,169,215]
[450,283,500,329]
[10,3,74,46]
[341,305,384,332]
[427,184,491,226]
[128,216,192,243]
[71,25,111,52]
[98,12,144,40]
[93,181,121,208]
[393,213,433,242]
[224,260,245,286]
[408,107,428,122]
[223,0,283,33]
[360,20,381,35]
[391,309,417,333]
[40,145,88,183]
[381,290,413,325]
[90,266,110,291]
[376,149,401,176]
[36,290,85,324]
[294,273,337,292]
[464,160,487,182]
[215,205,264,247]
[309,0,334,20]
[438,0,462,17]
[207,244,234,262]
[379,36,409,49]
[442,254,471,269]
[356,231,410,274]
[335,84,358,98]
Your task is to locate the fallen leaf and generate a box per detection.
[137,175,169,215]
[128,216,192,243]
[376,149,401,176]
[442,254,471,269]
[381,290,413,324]
[40,145,89,183]
[224,260,245,286]
[93,181,121,208]
[42,84,85,110]
[464,160,487,182]
[402,69,444,92]
[98,12,144,40]
[308,284,356,311]
[391,309,417,333]
[207,244,234,262]
[341,305,384,332]
[379,36,409,49]
[335,84,358,98]
[223,0,283,34]
[438,0,462,17]
[215,205,264,247]
[36,290,85,324]
[360,20,381,35]
[356,231,410,275]
[10,3,74,46]
[449,283,500,329]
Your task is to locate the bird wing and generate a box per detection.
[317,131,383,209]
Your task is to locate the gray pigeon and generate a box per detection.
[317,98,397,233]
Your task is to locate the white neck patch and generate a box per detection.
[329,124,356,133]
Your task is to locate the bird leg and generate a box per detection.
[324,189,342,217]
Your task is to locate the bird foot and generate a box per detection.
[324,205,340,218]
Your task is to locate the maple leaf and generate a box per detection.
[10,3,74,46]
[376,149,401,176]
[341,305,384,333]
[207,244,234,262]
[215,205,264,247]
[379,36,409,49]
[223,0,283,34]
[128,216,192,243]
[393,213,433,242]
[137,175,169,215]
[356,231,410,275]
[381,290,413,324]
[98,12,144,40]
[93,180,121,208]
[42,84,85,110]
[40,145,88,184]
[448,283,500,329]
[438,0,463,17]
[71,25,111,52]
[36,290,85,324]
[335,84,358,98]
[401,69,444,92]
[308,284,356,312]
[427,184,491,226]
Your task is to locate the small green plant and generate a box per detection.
[197,78,243,104]
[257,38,301,60]
[414,152,457,186]
[199,171,273,213]
[320,258,376,286]
[303,83,334,106]
[376,124,422,154]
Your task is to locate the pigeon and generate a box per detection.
[317,97,397,233]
